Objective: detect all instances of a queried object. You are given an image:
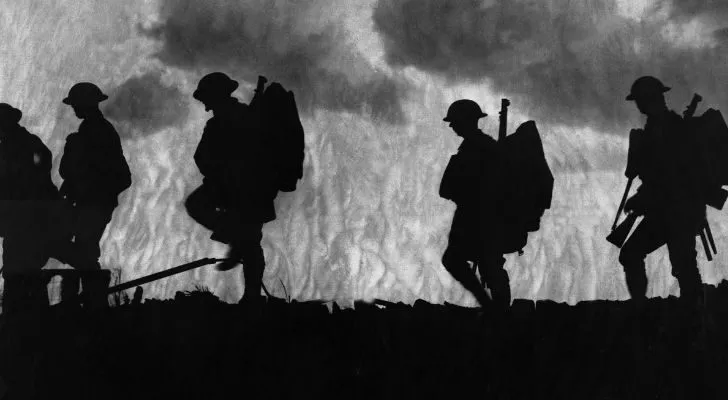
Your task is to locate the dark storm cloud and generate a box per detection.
[373,0,728,132]
[667,0,728,18]
[714,27,728,42]
[140,0,409,125]
[103,71,189,137]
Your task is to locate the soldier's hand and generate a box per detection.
[624,195,644,216]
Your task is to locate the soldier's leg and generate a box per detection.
[72,204,114,270]
[442,244,492,308]
[618,218,666,301]
[479,254,510,310]
[185,185,226,233]
[71,204,114,307]
[665,224,701,308]
[238,224,266,301]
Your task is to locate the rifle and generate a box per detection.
[106,258,223,294]
[606,128,641,248]
[608,94,717,260]
[498,99,510,143]
[249,75,268,109]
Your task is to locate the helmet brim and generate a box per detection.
[625,86,671,101]
[443,112,487,122]
[62,94,108,106]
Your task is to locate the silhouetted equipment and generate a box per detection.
[609,92,728,261]
[106,258,223,294]
[606,212,639,248]
[608,128,641,243]
[612,178,633,232]
[249,75,305,193]
[497,99,510,142]
[497,100,554,255]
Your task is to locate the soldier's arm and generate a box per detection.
[30,135,53,174]
[193,123,223,178]
[58,133,78,181]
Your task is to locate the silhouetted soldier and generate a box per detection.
[440,99,508,310]
[55,82,131,306]
[619,76,705,310]
[0,103,59,312]
[185,72,276,304]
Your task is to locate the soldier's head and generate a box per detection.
[63,82,108,119]
[0,103,22,132]
[443,99,487,137]
[626,76,670,117]
[193,72,239,113]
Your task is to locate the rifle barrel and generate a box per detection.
[705,221,718,255]
[699,230,713,262]
[612,178,633,231]
[106,258,223,294]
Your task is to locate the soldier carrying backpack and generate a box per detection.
[610,76,708,310]
[439,98,552,314]
[186,72,305,304]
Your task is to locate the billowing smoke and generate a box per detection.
[141,0,410,125]
[372,0,728,133]
[103,71,190,138]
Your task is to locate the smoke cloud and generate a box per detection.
[372,0,728,132]
[140,0,409,124]
[103,71,189,138]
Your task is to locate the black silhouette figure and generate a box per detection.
[440,99,553,314]
[0,103,59,313]
[185,72,277,303]
[439,100,504,309]
[53,82,131,306]
[616,76,706,309]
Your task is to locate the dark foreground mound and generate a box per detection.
[1,284,728,400]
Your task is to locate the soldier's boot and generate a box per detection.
[216,244,243,271]
[81,270,110,310]
[619,252,648,304]
[209,210,233,245]
[457,270,493,310]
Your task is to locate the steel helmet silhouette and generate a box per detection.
[62,82,109,106]
[443,99,488,122]
[0,103,22,125]
[626,76,671,101]
[193,72,239,103]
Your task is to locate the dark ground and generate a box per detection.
[1,283,728,400]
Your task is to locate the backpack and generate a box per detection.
[497,120,554,255]
[252,79,305,193]
[689,107,728,211]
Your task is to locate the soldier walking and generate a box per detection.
[54,82,131,306]
[0,103,60,312]
[439,100,510,311]
[618,76,705,310]
[185,72,276,304]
